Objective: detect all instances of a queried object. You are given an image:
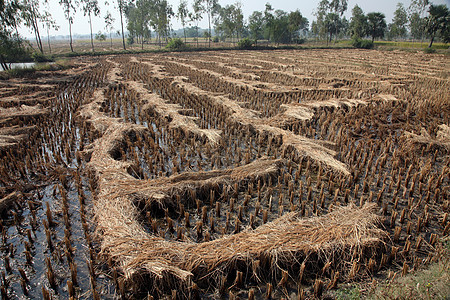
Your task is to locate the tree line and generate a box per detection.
[1,0,449,68]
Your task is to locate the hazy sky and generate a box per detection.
[19,0,450,38]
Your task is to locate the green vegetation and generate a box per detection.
[424,47,437,53]
[352,38,374,49]
[374,40,448,49]
[311,0,349,44]
[425,4,449,47]
[166,38,188,50]
[1,0,449,64]
[331,238,450,300]
[0,59,73,79]
[367,12,387,42]
[368,261,449,299]
[335,285,361,300]
[237,38,255,49]
[388,3,408,40]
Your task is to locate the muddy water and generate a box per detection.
[0,178,116,299]
[0,63,117,299]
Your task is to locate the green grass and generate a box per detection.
[367,260,449,300]
[0,59,75,79]
[335,285,362,300]
[331,238,450,300]
[374,40,448,50]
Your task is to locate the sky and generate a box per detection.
[18,0,450,38]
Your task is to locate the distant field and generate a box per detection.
[26,37,448,57]
[36,37,240,55]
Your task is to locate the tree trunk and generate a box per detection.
[335,21,338,43]
[208,12,211,48]
[69,18,74,52]
[0,54,9,71]
[47,26,52,53]
[31,4,44,53]
[119,4,126,50]
[428,35,434,48]
[183,26,186,43]
[33,22,44,53]
[89,13,95,52]
[110,31,113,49]
[196,25,199,48]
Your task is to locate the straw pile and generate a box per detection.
[402,124,450,153]
[270,98,367,124]
[114,157,283,209]
[128,80,222,144]
[0,126,37,151]
[99,202,385,294]
[0,105,48,124]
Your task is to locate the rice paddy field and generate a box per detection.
[0,49,449,299]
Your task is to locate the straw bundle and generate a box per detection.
[128,80,222,145]
[0,104,48,122]
[270,98,367,125]
[0,126,37,151]
[99,201,385,294]
[115,157,283,208]
[402,125,450,153]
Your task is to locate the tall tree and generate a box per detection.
[409,0,429,42]
[59,0,77,52]
[390,3,408,40]
[116,0,127,50]
[125,0,153,49]
[176,0,189,42]
[409,12,424,41]
[0,0,29,70]
[42,11,59,53]
[81,0,100,52]
[425,4,449,47]
[104,11,115,48]
[324,12,339,43]
[410,0,430,18]
[349,5,368,39]
[248,11,264,44]
[367,12,386,42]
[288,10,309,42]
[313,0,330,41]
[329,0,348,42]
[153,0,173,47]
[203,0,219,47]
[190,0,203,47]
[260,6,308,45]
[22,0,44,53]
[233,2,244,42]
[215,3,243,45]
[263,3,274,42]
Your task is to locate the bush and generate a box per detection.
[292,38,306,44]
[32,51,53,62]
[0,34,33,63]
[212,36,219,43]
[424,47,436,54]
[237,38,255,50]
[352,38,374,49]
[166,38,187,50]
